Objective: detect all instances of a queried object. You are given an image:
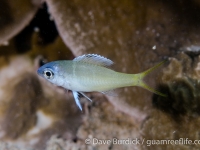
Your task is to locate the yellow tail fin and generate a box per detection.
[137,61,167,97]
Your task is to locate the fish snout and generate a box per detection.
[37,67,43,76]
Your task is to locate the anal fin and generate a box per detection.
[101,90,118,97]
[72,91,82,111]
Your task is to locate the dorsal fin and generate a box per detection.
[73,54,113,67]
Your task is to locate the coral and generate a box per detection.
[1,0,200,150]
[2,73,45,139]
[141,52,200,150]
[154,52,200,118]
[46,95,139,150]
[0,37,81,150]
[0,0,42,45]
[44,0,200,122]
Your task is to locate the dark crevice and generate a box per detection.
[14,3,58,54]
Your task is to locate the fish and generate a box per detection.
[37,54,166,110]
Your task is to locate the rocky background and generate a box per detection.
[0,0,200,149]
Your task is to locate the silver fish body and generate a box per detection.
[37,54,165,110]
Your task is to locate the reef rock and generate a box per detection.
[0,38,81,150]
[0,0,42,45]
[1,0,200,150]
[45,0,200,121]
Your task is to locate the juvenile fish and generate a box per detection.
[37,54,166,110]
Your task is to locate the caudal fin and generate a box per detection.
[136,61,167,97]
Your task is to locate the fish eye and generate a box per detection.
[43,69,54,79]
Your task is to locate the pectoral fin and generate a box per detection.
[72,91,82,111]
